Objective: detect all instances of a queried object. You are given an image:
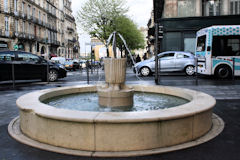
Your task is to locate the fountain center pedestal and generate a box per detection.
[98,58,134,107]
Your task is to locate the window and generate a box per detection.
[17,53,40,62]
[160,53,175,59]
[196,35,206,52]
[15,20,18,33]
[28,23,31,34]
[165,32,182,51]
[0,53,14,61]
[22,2,25,14]
[178,0,196,17]
[184,38,195,53]
[32,8,35,18]
[39,27,41,37]
[39,11,41,20]
[28,5,31,17]
[176,53,190,59]
[4,0,8,12]
[230,0,240,15]
[212,36,240,56]
[43,14,45,22]
[14,0,18,12]
[23,21,25,33]
[5,17,9,31]
[203,0,221,16]
[176,53,185,59]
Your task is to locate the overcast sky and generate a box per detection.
[71,0,153,53]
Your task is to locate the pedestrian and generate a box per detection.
[136,54,141,63]
[143,53,147,60]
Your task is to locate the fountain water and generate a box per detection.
[8,32,224,157]
[98,31,134,108]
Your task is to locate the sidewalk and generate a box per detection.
[0,76,240,159]
[0,99,239,160]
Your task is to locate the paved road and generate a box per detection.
[0,68,240,160]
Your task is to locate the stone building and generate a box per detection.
[62,0,79,59]
[149,0,240,53]
[0,0,79,59]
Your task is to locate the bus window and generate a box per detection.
[212,35,240,57]
[196,35,206,52]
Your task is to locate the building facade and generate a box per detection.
[0,0,79,59]
[148,0,240,54]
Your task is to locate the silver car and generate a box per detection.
[134,51,195,76]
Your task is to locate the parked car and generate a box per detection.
[64,61,79,71]
[79,60,86,68]
[0,51,67,82]
[50,57,66,65]
[133,51,195,76]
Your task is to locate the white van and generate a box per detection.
[196,25,240,78]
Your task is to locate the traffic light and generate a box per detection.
[158,25,163,40]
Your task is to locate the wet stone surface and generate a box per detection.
[0,70,240,159]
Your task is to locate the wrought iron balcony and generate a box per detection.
[67,27,74,32]
[28,15,33,20]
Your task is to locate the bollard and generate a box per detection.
[47,61,49,84]
[86,60,89,84]
[80,63,82,72]
[158,57,161,84]
[195,57,198,86]
[232,58,235,80]
[12,63,15,89]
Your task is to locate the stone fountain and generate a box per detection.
[8,32,224,157]
[98,58,134,107]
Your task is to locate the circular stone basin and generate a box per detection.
[43,92,189,112]
[14,85,216,154]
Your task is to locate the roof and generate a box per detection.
[197,25,240,36]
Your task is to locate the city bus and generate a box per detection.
[195,25,240,78]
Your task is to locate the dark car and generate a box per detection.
[0,51,67,82]
[64,61,79,71]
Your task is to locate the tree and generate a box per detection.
[76,0,128,45]
[115,15,145,52]
[77,0,145,57]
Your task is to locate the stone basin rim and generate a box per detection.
[16,85,216,123]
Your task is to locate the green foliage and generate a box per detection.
[76,0,128,43]
[76,0,145,52]
[115,15,145,50]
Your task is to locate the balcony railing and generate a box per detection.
[5,31,10,37]
[28,15,33,20]
[21,12,27,19]
[18,32,26,39]
[13,31,19,38]
[67,27,74,32]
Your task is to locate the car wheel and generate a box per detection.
[215,65,232,79]
[48,69,58,82]
[140,67,151,76]
[185,65,195,76]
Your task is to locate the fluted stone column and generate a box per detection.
[196,0,202,16]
